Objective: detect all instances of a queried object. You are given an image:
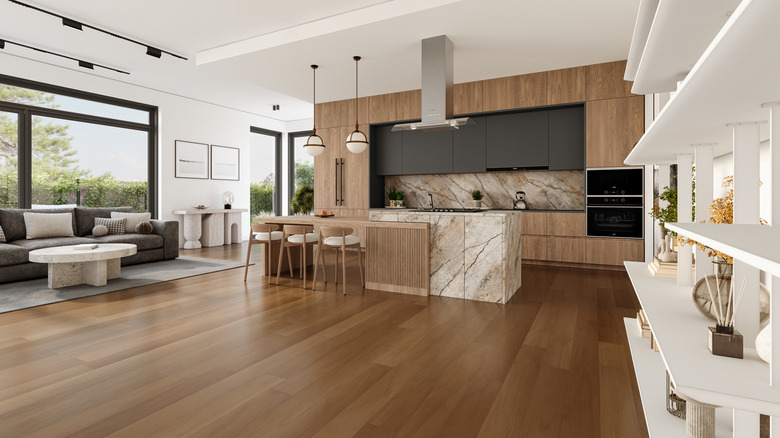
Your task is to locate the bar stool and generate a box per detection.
[276,225,317,289]
[313,226,364,295]
[243,223,283,283]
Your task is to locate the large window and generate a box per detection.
[250,127,281,217]
[0,75,157,214]
[287,130,313,209]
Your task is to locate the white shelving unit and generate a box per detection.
[665,223,780,277]
[625,262,778,416]
[624,318,733,437]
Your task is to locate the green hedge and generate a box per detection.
[0,175,147,211]
[250,182,273,217]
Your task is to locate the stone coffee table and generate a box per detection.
[29,243,137,289]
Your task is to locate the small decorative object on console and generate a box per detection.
[223,191,234,209]
[471,189,483,209]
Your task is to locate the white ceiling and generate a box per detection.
[0,0,640,122]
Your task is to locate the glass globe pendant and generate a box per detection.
[346,56,368,154]
[304,64,325,157]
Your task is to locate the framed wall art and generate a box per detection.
[175,140,209,179]
[210,144,240,181]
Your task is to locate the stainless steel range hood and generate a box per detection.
[392,35,468,132]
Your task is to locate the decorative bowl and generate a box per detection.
[193,205,208,210]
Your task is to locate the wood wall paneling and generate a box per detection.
[516,72,547,108]
[453,81,483,115]
[586,96,644,168]
[585,60,634,101]
[482,77,516,112]
[315,101,342,129]
[546,212,586,237]
[546,66,587,105]
[369,93,398,124]
[521,235,547,260]
[312,127,342,212]
[396,90,422,121]
[521,212,547,235]
[364,226,429,295]
[547,236,586,263]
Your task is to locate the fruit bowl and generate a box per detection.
[315,210,334,218]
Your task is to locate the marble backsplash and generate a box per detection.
[385,170,584,210]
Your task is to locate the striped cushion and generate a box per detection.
[94,217,126,235]
[323,235,361,246]
[287,233,317,244]
[0,225,4,243]
[253,231,283,241]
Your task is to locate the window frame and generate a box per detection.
[287,130,313,209]
[249,126,282,216]
[0,74,158,216]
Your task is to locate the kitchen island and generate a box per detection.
[370,209,522,303]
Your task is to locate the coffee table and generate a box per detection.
[29,243,137,289]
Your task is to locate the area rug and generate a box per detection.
[0,256,245,314]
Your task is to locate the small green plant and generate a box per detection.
[471,189,483,201]
[290,184,314,214]
[386,186,401,201]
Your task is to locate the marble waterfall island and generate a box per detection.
[370,209,521,303]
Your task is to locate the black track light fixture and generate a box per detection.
[0,38,128,74]
[8,0,187,60]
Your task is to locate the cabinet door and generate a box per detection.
[453,117,486,173]
[546,212,586,237]
[586,96,644,167]
[375,125,403,176]
[312,127,342,212]
[548,236,586,263]
[340,125,369,210]
[521,211,547,235]
[585,237,644,265]
[548,106,584,170]
[486,111,549,169]
[521,235,547,260]
[402,130,453,175]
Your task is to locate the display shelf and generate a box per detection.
[630,0,739,95]
[624,318,733,438]
[624,262,779,416]
[623,0,658,82]
[665,223,780,278]
[624,0,778,165]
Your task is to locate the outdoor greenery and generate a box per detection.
[290,184,314,215]
[250,160,314,217]
[0,85,147,210]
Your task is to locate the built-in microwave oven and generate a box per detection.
[586,167,644,238]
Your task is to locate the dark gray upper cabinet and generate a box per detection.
[486,111,549,169]
[375,125,403,175]
[453,117,486,173]
[548,106,585,170]
[402,130,453,174]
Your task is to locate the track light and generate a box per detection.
[9,0,187,60]
[62,18,82,31]
[0,38,128,74]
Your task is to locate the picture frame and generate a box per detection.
[175,140,209,179]
[210,144,240,181]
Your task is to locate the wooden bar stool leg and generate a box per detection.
[357,246,365,287]
[312,244,320,291]
[287,246,294,278]
[243,238,252,282]
[302,243,308,289]
[276,238,286,285]
[334,251,339,285]
[299,246,304,279]
[321,248,328,284]
[265,242,272,284]
[341,247,347,295]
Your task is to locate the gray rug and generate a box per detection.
[0,256,245,313]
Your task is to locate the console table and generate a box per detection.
[172,209,247,249]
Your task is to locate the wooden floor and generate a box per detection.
[0,243,649,438]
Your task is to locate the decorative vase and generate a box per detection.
[389,200,397,207]
[472,200,482,208]
[397,200,405,208]
[657,228,667,258]
[756,322,771,364]
[692,261,770,324]
[659,234,676,262]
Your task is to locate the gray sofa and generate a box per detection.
[0,207,179,284]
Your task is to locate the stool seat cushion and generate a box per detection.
[253,231,283,241]
[287,232,318,244]
[323,235,361,246]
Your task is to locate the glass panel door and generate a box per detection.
[0,110,20,207]
[250,129,281,217]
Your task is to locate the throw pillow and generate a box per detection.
[0,224,5,243]
[92,225,108,237]
[111,212,152,234]
[94,217,126,235]
[135,221,153,234]
[23,212,75,239]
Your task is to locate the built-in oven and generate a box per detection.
[586,168,644,238]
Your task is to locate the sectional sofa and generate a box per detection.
[0,207,178,284]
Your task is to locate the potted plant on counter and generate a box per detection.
[471,189,483,208]
[387,186,405,208]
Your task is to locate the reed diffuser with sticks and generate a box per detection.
[705,275,748,359]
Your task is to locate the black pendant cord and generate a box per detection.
[354,56,360,130]
[311,64,318,135]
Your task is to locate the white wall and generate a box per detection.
[1,53,288,247]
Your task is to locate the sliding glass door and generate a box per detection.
[250,127,281,217]
[0,110,21,207]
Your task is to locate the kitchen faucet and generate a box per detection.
[428,193,434,210]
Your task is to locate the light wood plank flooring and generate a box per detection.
[0,243,649,437]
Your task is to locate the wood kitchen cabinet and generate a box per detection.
[548,106,585,171]
[374,125,403,176]
[486,110,549,169]
[546,66,587,105]
[402,130,453,174]
[452,116,486,173]
[453,81,482,115]
[340,125,369,211]
[313,126,370,214]
[586,96,644,168]
[313,127,342,212]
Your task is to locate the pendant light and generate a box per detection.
[303,64,325,157]
[345,56,369,154]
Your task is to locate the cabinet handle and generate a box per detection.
[340,158,344,206]
[334,158,339,206]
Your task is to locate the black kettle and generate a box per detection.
[513,191,528,210]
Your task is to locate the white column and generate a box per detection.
[677,153,693,286]
[764,103,780,390]
[733,409,760,438]
[772,416,780,438]
[730,122,761,347]
[694,144,715,282]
